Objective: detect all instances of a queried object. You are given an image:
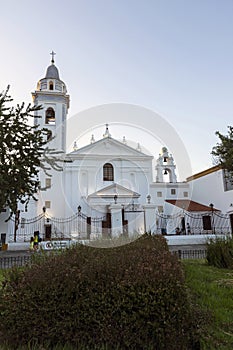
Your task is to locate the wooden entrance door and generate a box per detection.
[45,225,52,240]
[102,213,111,238]
[122,208,128,236]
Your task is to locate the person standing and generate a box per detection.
[186,223,191,235]
[29,236,34,251]
[33,231,39,250]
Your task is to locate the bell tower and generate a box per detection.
[155,147,177,183]
[32,51,70,152]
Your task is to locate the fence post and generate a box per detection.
[87,217,91,239]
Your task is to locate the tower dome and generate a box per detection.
[35,52,68,94]
[45,63,60,80]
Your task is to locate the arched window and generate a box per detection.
[45,108,55,124]
[49,81,54,90]
[103,163,114,181]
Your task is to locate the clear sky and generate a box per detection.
[1,0,233,179]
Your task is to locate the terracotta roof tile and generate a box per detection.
[165,199,220,212]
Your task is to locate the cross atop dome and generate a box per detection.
[44,51,60,79]
[50,50,56,64]
[103,123,111,138]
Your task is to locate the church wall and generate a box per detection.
[150,182,190,212]
[188,169,233,213]
[0,210,11,244]
[63,156,153,217]
[36,167,66,218]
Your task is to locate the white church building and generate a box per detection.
[1,56,233,244]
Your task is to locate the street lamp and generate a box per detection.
[77,206,81,239]
[14,210,20,243]
[209,203,215,234]
[147,194,151,204]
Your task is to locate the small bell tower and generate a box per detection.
[32,51,70,152]
[155,147,177,183]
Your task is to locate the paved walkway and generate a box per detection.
[0,233,222,258]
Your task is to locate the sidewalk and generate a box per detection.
[7,242,29,251]
[1,233,226,253]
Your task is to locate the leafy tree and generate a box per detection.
[0,86,62,216]
[212,126,233,173]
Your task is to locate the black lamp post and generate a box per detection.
[14,210,20,243]
[209,203,215,234]
[147,194,151,204]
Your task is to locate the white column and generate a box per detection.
[143,204,157,234]
[109,204,123,238]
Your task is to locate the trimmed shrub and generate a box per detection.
[0,234,200,349]
[206,236,233,269]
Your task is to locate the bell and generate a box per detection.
[164,169,168,175]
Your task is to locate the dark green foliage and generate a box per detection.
[0,86,62,216]
[212,126,233,173]
[206,237,233,269]
[0,235,200,349]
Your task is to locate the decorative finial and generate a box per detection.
[50,50,56,64]
[122,136,127,144]
[103,123,111,138]
[136,143,141,152]
[90,134,95,144]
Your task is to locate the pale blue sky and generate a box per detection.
[1,0,233,177]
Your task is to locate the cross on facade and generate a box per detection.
[50,50,56,64]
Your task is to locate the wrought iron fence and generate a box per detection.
[9,209,232,242]
[157,211,231,235]
[172,249,207,260]
[9,211,107,243]
[0,255,32,269]
[0,248,208,270]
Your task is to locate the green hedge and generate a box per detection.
[0,234,200,349]
[206,236,233,269]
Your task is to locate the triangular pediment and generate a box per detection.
[68,137,152,159]
[88,183,140,198]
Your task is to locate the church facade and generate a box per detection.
[30,57,191,237]
[1,56,233,243]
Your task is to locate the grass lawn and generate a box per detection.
[183,259,233,350]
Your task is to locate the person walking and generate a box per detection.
[29,236,34,251]
[33,231,39,250]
